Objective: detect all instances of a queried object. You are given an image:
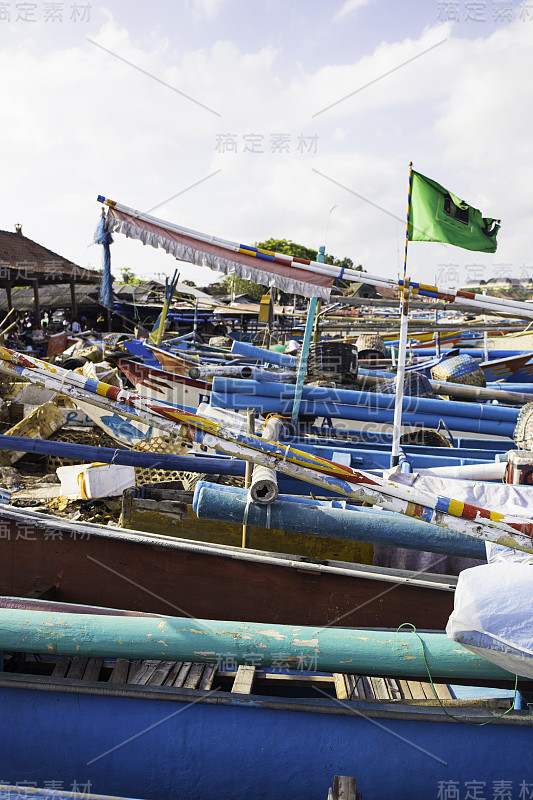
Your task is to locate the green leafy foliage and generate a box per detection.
[205,238,363,300]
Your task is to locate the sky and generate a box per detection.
[0,0,532,290]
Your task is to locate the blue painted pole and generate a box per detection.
[0,436,246,477]
[230,340,297,367]
[0,605,513,680]
[211,378,520,424]
[291,297,318,424]
[192,484,486,558]
[210,393,517,438]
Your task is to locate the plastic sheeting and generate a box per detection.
[391,472,533,520]
[446,561,533,678]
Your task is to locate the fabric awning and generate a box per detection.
[105,204,334,300]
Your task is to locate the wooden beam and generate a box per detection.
[32,281,40,322]
[329,775,359,800]
[70,279,77,318]
[5,283,12,312]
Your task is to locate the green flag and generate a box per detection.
[408,170,500,253]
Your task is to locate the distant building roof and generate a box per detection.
[0,283,100,312]
[0,226,100,286]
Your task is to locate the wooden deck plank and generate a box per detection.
[51,656,70,678]
[331,775,359,800]
[333,673,349,700]
[434,683,453,700]
[147,661,176,686]
[406,680,427,700]
[199,664,217,691]
[358,676,372,700]
[231,665,256,694]
[386,678,402,701]
[398,679,412,699]
[163,661,184,686]
[108,658,130,684]
[130,660,162,686]
[67,657,88,681]
[345,675,360,700]
[420,681,436,700]
[83,658,103,683]
[128,660,143,682]
[184,663,206,690]
[173,662,193,688]
[369,677,390,701]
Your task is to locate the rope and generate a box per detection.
[396,623,518,726]
[242,496,252,527]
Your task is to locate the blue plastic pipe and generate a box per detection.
[192,484,485,558]
[210,392,516,438]
[212,378,519,424]
[230,340,297,367]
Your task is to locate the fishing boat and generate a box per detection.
[0,503,456,630]
[0,600,530,800]
[112,356,211,408]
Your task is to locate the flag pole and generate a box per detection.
[390,162,413,467]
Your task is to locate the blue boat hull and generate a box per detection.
[0,679,530,800]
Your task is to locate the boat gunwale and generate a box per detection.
[0,671,530,727]
[0,504,457,591]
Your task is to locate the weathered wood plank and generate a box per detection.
[344,675,359,700]
[184,663,205,690]
[129,660,161,686]
[406,680,427,700]
[83,657,103,682]
[51,656,70,678]
[369,677,390,701]
[420,681,436,700]
[173,662,193,688]
[147,661,176,686]
[333,673,349,700]
[398,679,412,699]
[66,657,88,680]
[358,676,372,700]
[434,682,453,700]
[163,661,184,686]
[231,665,256,694]
[128,659,143,682]
[331,775,358,800]
[109,658,130,684]
[199,663,217,691]
[386,677,402,701]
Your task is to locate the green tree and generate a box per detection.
[257,238,318,262]
[205,238,363,301]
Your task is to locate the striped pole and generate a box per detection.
[98,195,533,319]
[391,163,413,466]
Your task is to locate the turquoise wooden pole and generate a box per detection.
[291,296,318,424]
[0,605,515,681]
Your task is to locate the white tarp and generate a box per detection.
[446,561,533,678]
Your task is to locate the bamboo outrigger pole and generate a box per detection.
[1,345,532,553]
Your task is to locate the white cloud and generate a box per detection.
[189,0,228,21]
[334,0,374,23]
[0,12,531,290]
